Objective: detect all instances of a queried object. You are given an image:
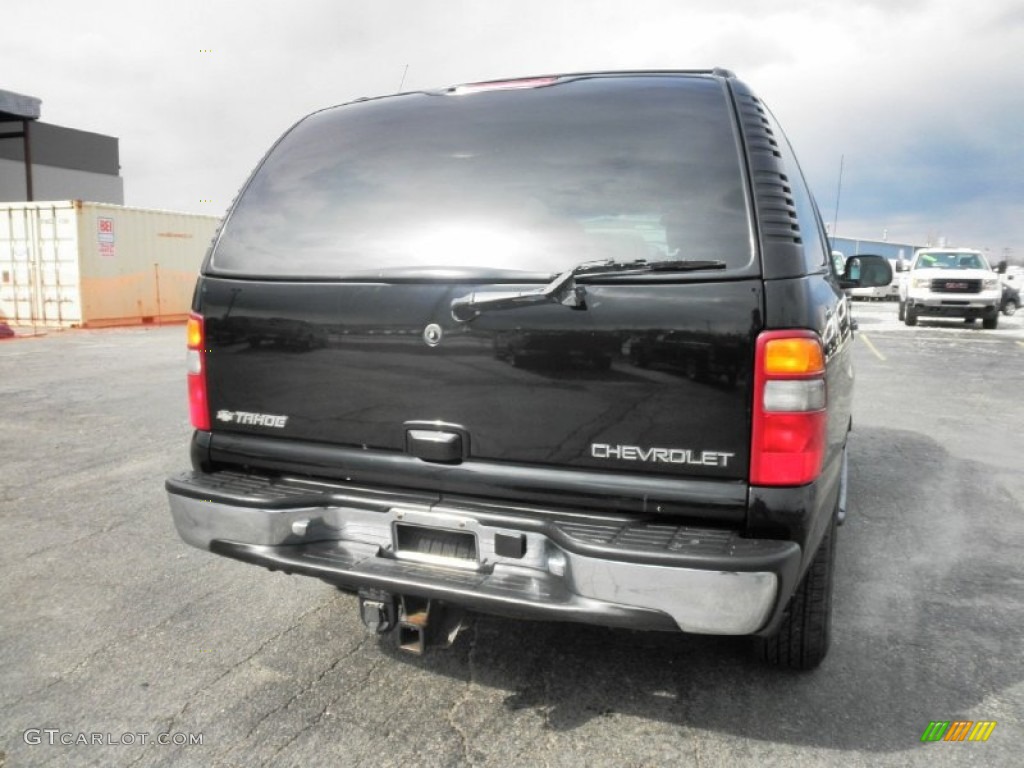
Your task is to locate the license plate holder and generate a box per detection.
[393,523,479,568]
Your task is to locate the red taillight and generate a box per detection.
[750,331,827,486]
[186,313,209,430]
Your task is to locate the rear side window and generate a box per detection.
[210,76,754,279]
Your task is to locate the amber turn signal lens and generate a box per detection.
[186,315,203,349]
[763,338,824,375]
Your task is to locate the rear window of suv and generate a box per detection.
[210,75,755,280]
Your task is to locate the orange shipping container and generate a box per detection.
[0,200,220,328]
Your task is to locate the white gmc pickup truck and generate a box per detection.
[898,248,1002,329]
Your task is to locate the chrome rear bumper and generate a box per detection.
[167,470,801,636]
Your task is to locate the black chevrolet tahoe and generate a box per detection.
[167,70,891,670]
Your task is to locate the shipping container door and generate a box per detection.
[0,205,81,327]
[0,206,35,325]
[35,205,82,325]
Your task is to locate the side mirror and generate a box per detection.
[996,260,1007,274]
[840,254,892,290]
[895,259,907,273]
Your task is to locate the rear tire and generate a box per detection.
[1003,300,1017,317]
[904,307,918,326]
[754,515,836,670]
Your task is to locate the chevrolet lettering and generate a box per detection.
[591,444,735,467]
[166,70,892,669]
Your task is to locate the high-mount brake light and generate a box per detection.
[186,313,210,431]
[750,331,827,486]
[452,76,560,95]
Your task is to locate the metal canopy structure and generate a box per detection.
[0,89,42,201]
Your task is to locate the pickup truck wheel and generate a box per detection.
[754,515,836,670]
[982,312,999,330]
[1003,299,1017,317]
[897,300,905,321]
[904,307,918,326]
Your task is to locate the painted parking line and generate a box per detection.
[859,333,886,361]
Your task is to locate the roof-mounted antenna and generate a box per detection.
[832,154,844,237]
[397,64,409,93]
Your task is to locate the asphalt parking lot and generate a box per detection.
[1,302,1021,768]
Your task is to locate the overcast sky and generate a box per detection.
[3,0,1022,259]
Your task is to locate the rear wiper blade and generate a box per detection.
[450,258,727,322]
[571,257,728,278]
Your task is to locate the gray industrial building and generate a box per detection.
[830,235,923,264]
[0,88,123,204]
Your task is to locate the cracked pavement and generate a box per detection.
[1,319,1021,767]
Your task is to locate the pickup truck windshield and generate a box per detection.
[913,252,989,270]
[210,76,754,279]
